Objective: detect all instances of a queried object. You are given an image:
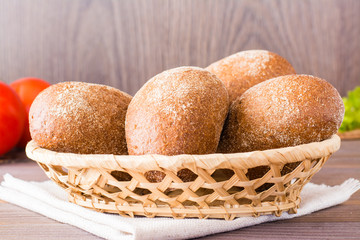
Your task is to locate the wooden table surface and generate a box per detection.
[0,140,359,240]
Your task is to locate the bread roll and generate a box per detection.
[126,67,229,182]
[217,74,345,153]
[29,82,132,155]
[206,50,296,103]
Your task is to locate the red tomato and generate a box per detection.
[10,78,51,148]
[0,81,26,155]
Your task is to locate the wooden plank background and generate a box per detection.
[0,0,359,96]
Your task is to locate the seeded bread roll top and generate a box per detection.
[29,81,132,155]
[217,74,345,153]
[126,66,229,156]
[206,50,296,103]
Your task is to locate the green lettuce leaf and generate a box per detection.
[339,86,360,132]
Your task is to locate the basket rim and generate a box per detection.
[25,135,340,172]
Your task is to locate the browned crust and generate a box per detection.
[217,74,345,153]
[29,82,132,155]
[206,50,296,103]
[125,67,229,156]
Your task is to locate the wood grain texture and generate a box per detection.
[0,140,359,239]
[0,0,359,96]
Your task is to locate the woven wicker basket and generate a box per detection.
[26,135,340,220]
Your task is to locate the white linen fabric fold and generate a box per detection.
[0,174,359,240]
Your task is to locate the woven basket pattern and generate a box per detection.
[26,135,340,220]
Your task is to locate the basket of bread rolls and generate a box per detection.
[26,50,344,220]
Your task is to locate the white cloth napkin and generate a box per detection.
[0,174,359,240]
